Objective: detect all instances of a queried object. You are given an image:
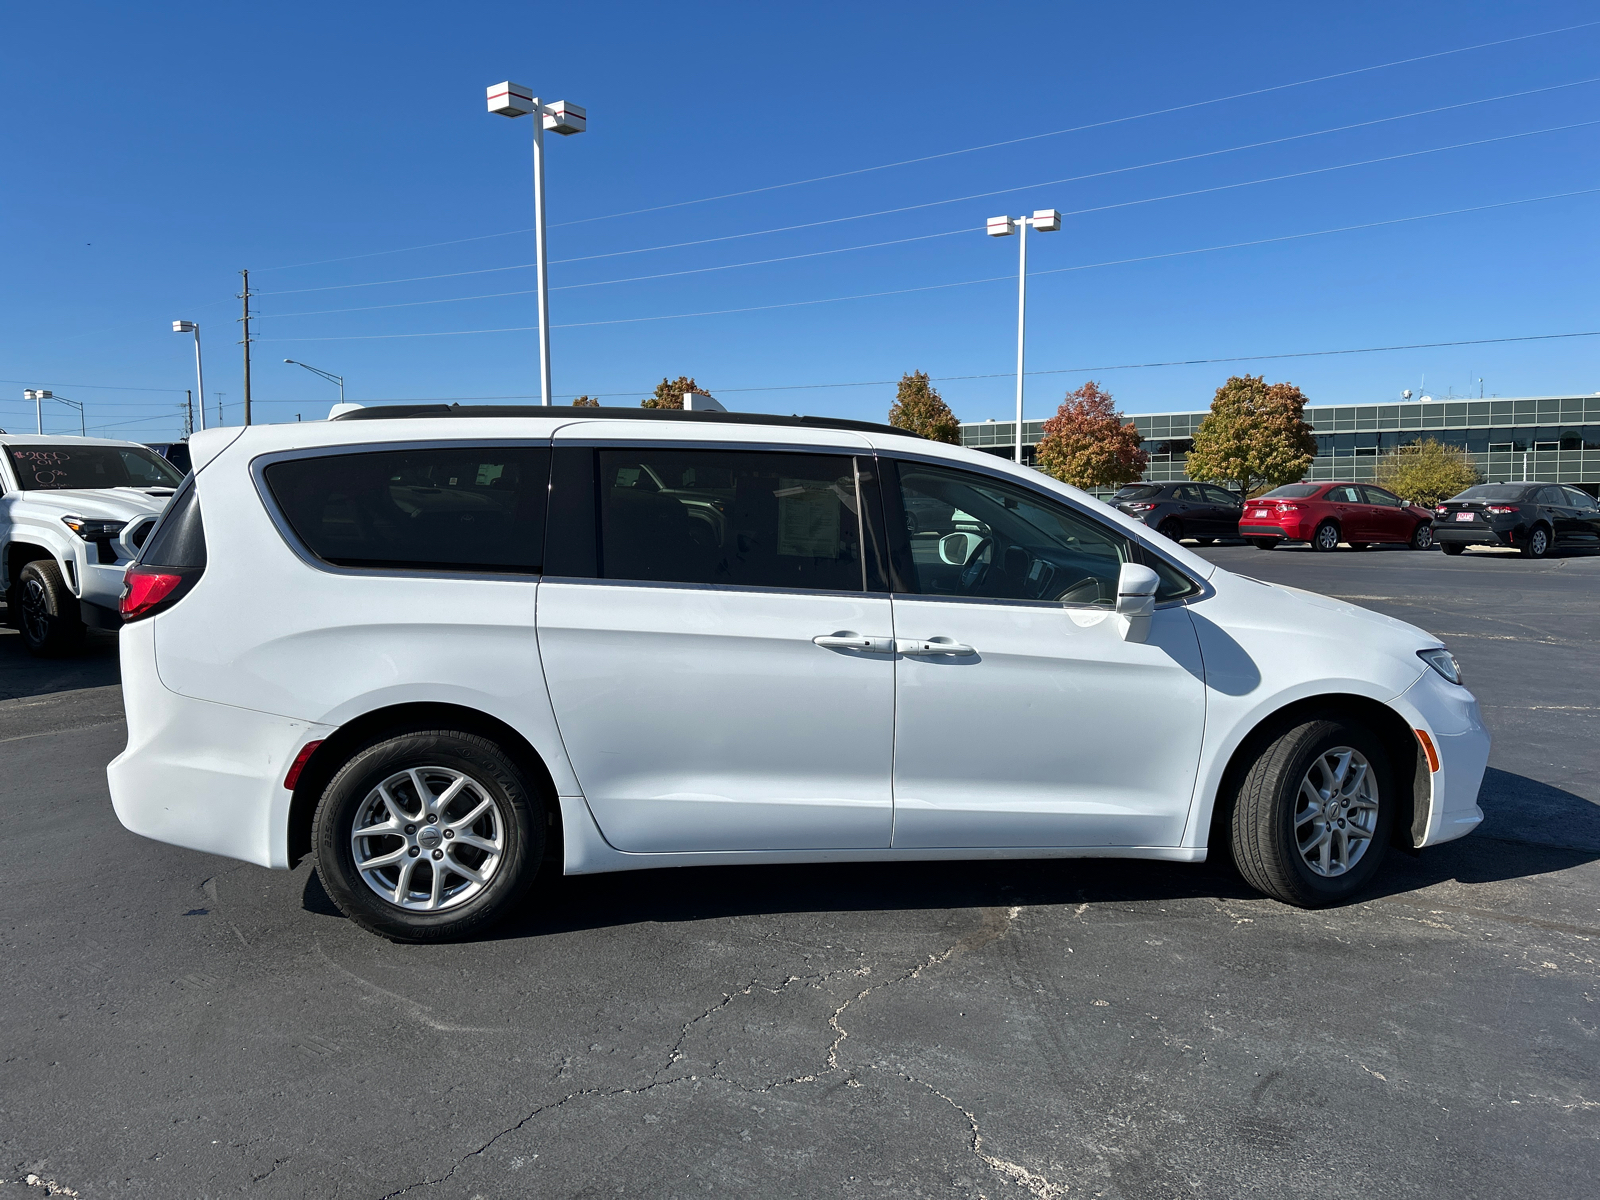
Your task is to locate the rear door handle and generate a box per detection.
[813,633,895,653]
[896,638,977,656]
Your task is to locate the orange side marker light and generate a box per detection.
[1414,729,1440,773]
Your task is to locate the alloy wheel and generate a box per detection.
[1315,524,1340,551]
[349,766,506,911]
[1412,525,1433,550]
[1294,746,1379,877]
[19,577,50,644]
[1528,528,1549,557]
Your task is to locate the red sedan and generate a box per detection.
[1239,482,1435,551]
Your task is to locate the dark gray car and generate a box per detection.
[1434,482,1600,558]
[1111,481,1242,544]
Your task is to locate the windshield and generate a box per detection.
[6,444,185,491]
[1260,484,1319,499]
[1452,484,1532,502]
[1113,485,1162,500]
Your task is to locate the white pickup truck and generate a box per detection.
[1,434,183,654]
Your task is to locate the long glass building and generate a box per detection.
[961,393,1600,495]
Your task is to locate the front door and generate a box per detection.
[883,459,1207,849]
[537,437,896,853]
[1360,486,1410,543]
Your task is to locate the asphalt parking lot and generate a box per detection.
[3,543,1598,1200]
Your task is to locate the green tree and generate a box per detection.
[570,395,599,407]
[1185,375,1317,496]
[1375,437,1480,506]
[642,376,711,409]
[887,370,959,443]
[1034,381,1148,490]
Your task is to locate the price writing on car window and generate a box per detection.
[11,449,73,487]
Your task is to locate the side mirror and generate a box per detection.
[938,531,977,565]
[1115,562,1159,643]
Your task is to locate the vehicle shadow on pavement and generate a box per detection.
[0,621,120,701]
[300,766,1599,938]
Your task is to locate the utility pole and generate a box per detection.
[183,390,194,437]
[239,269,254,426]
[215,393,225,427]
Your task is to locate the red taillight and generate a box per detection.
[1274,503,1302,512]
[120,567,185,620]
[283,740,325,790]
[1124,502,1157,512]
[1484,505,1518,515]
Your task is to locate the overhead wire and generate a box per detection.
[254,186,1600,342]
[255,83,1600,301]
[254,17,1600,272]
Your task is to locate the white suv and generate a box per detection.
[107,406,1489,940]
[1,434,182,654]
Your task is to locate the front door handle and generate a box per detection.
[813,632,895,653]
[896,638,977,656]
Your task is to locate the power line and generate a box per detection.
[257,114,1599,321]
[256,96,1600,300]
[255,17,1600,273]
[255,186,1600,343]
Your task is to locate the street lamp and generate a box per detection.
[284,358,345,404]
[23,390,85,436]
[172,321,208,431]
[986,209,1061,464]
[487,82,586,406]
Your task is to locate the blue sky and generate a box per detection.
[3,1,1597,440]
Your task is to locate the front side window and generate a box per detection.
[264,446,550,572]
[1562,487,1598,511]
[891,461,1195,606]
[1363,487,1402,507]
[596,448,872,591]
[6,444,184,490]
[1201,485,1239,507]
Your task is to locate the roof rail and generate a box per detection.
[329,402,917,439]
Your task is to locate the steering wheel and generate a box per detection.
[958,536,994,592]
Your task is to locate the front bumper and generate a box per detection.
[1388,666,1490,847]
[106,618,332,869]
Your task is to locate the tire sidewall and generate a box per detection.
[1270,721,1394,903]
[18,560,83,655]
[1313,522,1340,551]
[1524,525,1550,558]
[313,730,543,941]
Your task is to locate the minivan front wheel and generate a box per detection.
[1229,718,1393,907]
[313,729,544,941]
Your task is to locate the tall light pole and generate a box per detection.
[23,390,85,435]
[284,358,345,404]
[173,321,208,431]
[487,82,586,406]
[986,209,1060,464]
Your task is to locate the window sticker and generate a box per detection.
[775,480,841,558]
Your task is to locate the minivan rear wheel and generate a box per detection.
[1229,718,1393,907]
[312,729,544,941]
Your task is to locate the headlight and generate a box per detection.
[61,516,128,540]
[1418,647,1463,686]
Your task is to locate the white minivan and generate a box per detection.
[107,406,1489,940]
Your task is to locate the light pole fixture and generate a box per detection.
[986,209,1060,464]
[172,321,208,431]
[24,389,84,436]
[284,358,345,404]
[487,81,587,407]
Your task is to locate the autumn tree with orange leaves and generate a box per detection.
[1034,381,1148,490]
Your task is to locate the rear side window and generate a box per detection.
[264,447,550,573]
[595,448,874,591]
[138,479,207,569]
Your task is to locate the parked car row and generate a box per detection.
[1113,478,1600,558]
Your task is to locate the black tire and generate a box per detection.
[1441,542,1466,556]
[15,560,85,657]
[1520,524,1552,559]
[1409,523,1434,551]
[1248,538,1278,551]
[1229,718,1393,907]
[1157,518,1183,543]
[312,728,545,941]
[1348,542,1369,552]
[1311,521,1341,552]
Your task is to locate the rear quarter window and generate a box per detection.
[264,446,551,573]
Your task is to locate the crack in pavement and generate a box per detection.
[376,904,1046,1196]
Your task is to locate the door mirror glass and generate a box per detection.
[938,530,982,565]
